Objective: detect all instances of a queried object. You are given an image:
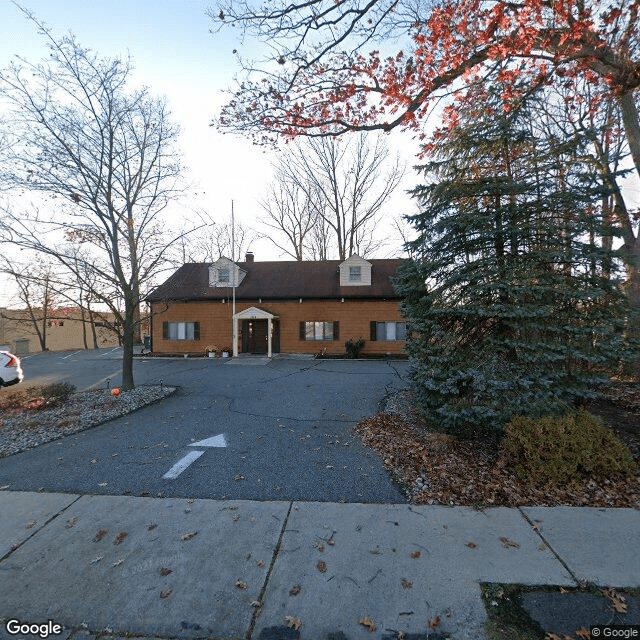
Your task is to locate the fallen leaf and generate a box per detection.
[111,559,124,567]
[499,536,520,549]
[234,474,245,481]
[397,632,406,640]
[289,584,301,596]
[285,615,302,630]
[93,529,108,542]
[544,634,561,640]
[66,517,78,528]
[603,588,627,613]
[98,482,107,487]
[25,520,36,529]
[235,580,247,589]
[160,589,172,599]
[401,578,413,589]
[256,560,266,568]
[251,600,260,607]
[317,560,327,573]
[428,616,441,629]
[575,628,591,639]
[113,531,128,545]
[160,567,172,576]
[315,542,325,552]
[466,542,477,548]
[90,556,103,564]
[410,550,421,559]
[359,616,377,632]
[181,531,198,541]
[148,523,157,531]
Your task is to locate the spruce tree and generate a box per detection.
[397,87,633,438]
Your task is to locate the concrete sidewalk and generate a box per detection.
[0,491,638,640]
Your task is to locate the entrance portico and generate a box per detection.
[232,307,278,358]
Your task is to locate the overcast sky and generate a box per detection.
[0,0,420,306]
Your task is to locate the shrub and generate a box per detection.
[345,338,365,359]
[501,409,637,486]
[37,382,76,408]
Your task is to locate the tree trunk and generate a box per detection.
[79,300,88,350]
[87,305,99,349]
[122,290,139,391]
[618,92,640,182]
[121,297,135,390]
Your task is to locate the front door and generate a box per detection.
[246,319,268,354]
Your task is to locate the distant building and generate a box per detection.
[0,307,120,354]
[146,254,407,357]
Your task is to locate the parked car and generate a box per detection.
[0,350,24,387]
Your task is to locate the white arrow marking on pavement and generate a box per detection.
[189,434,227,448]
[162,450,205,480]
[162,434,227,480]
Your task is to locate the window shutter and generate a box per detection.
[370,321,377,341]
[333,321,339,340]
[299,321,306,340]
[194,322,200,340]
[163,321,169,339]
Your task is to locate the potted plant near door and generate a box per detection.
[204,344,219,358]
[221,346,232,358]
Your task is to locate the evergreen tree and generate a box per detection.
[397,87,633,438]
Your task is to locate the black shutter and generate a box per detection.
[370,321,377,341]
[299,321,306,340]
[194,322,200,340]
[333,321,339,340]
[163,321,169,339]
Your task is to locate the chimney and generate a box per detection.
[245,251,254,263]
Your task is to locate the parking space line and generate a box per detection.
[61,351,82,360]
[82,369,121,392]
[100,347,121,357]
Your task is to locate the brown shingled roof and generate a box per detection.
[147,259,403,302]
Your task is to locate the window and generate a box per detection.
[162,321,200,341]
[218,267,230,283]
[300,321,339,341]
[370,322,407,341]
[349,266,361,282]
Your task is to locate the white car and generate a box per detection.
[0,350,24,387]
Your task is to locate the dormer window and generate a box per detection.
[339,254,371,287]
[209,257,247,288]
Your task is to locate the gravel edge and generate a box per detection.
[0,385,177,458]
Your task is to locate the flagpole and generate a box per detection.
[232,200,237,357]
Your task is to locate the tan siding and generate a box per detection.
[0,308,120,354]
[150,299,405,355]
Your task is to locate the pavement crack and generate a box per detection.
[0,494,83,563]
[517,507,580,585]
[246,500,293,640]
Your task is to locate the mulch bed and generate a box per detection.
[354,378,640,509]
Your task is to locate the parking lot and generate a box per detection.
[0,351,410,502]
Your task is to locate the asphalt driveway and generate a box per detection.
[0,356,409,503]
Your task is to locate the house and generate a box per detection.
[146,254,407,357]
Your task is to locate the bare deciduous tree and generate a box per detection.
[173,211,254,263]
[260,133,403,260]
[1,256,57,352]
[0,10,184,389]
